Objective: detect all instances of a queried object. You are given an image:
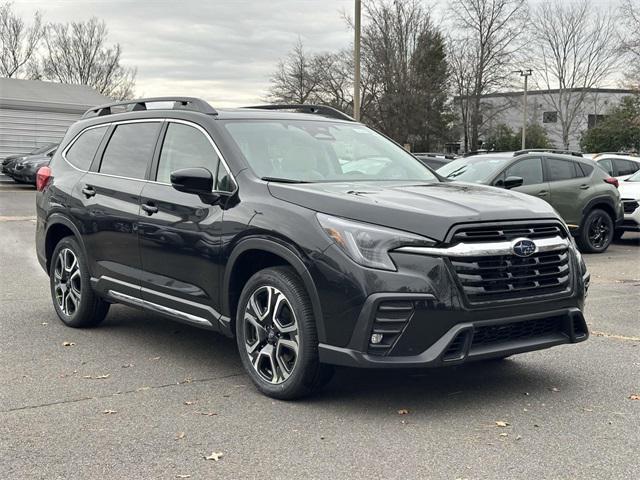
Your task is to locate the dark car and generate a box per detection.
[413,153,455,170]
[35,98,590,399]
[2,143,57,178]
[438,150,623,253]
[9,146,58,185]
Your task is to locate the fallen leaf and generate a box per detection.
[204,452,223,462]
[150,356,161,360]
[499,432,508,437]
[175,432,186,440]
[629,394,640,400]
[495,421,509,427]
[583,407,593,412]
[62,341,75,347]
[102,409,117,414]
[176,476,191,479]
[197,411,217,416]
[397,409,409,415]
[515,435,522,441]
[94,374,110,379]
[121,363,134,368]
[549,387,560,392]
[533,424,540,428]
[184,401,196,405]
[42,322,48,326]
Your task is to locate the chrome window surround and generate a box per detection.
[395,235,570,257]
[61,118,237,194]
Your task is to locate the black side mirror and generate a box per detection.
[170,167,222,204]
[504,176,524,189]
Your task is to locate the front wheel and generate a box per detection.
[576,209,614,253]
[235,266,333,399]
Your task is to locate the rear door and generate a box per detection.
[493,156,551,201]
[79,120,162,297]
[544,157,589,226]
[138,120,234,326]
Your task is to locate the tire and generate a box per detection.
[49,236,109,328]
[576,208,614,253]
[235,266,333,400]
[613,229,624,242]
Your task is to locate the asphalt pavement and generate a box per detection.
[0,173,638,480]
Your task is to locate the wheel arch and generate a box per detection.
[581,196,617,226]
[44,214,86,274]
[223,237,326,342]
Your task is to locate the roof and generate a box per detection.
[0,77,112,114]
[456,87,636,101]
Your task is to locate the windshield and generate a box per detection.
[29,143,56,155]
[437,156,511,183]
[627,170,640,182]
[222,120,438,183]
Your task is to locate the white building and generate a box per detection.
[455,88,635,152]
[0,78,111,159]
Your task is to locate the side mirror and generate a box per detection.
[171,167,213,194]
[504,176,524,189]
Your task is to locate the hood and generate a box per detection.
[268,180,561,241]
[619,181,640,200]
[21,154,50,166]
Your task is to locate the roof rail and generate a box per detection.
[82,97,218,119]
[592,151,638,158]
[245,104,355,122]
[514,149,583,157]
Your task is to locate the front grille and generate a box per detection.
[367,300,414,356]
[622,199,639,214]
[451,223,566,244]
[471,316,564,347]
[451,250,571,303]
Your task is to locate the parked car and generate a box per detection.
[615,169,640,239]
[8,147,57,185]
[438,150,623,253]
[593,153,640,181]
[1,143,57,177]
[36,98,590,399]
[413,153,455,170]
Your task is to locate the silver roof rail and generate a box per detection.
[82,97,217,119]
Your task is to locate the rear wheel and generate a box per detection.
[50,237,109,328]
[235,266,333,399]
[576,209,614,253]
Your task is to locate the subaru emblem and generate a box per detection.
[512,238,537,257]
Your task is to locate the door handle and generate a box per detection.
[537,190,549,197]
[580,184,590,190]
[81,185,96,198]
[141,202,159,215]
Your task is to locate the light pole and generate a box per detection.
[354,0,361,121]
[514,69,532,149]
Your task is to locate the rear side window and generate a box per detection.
[65,126,108,170]
[156,123,219,184]
[100,122,160,179]
[614,159,639,176]
[545,158,578,181]
[503,157,543,186]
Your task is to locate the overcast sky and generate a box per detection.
[14,0,620,106]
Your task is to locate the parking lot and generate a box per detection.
[0,173,638,479]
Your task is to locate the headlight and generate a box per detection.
[316,213,436,271]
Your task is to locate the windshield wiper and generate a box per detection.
[261,176,310,184]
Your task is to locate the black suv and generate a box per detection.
[36,98,590,399]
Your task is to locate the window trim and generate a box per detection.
[60,118,237,194]
[543,157,580,183]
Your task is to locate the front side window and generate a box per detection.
[99,122,161,179]
[438,156,511,183]
[546,158,577,182]
[502,157,543,186]
[222,120,437,183]
[65,126,108,170]
[157,123,219,184]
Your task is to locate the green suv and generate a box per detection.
[438,150,623,253]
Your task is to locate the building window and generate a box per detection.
[543,111,558,123]
[587,114,607,129]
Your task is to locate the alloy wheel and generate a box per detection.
[243,286,299,384]
[587,213,610,249]
[53,248,81,316]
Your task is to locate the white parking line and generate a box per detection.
[0,216,36,222]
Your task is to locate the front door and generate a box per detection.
[494,156,551,203]
[138,120,231,327]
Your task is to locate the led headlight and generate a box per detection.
[317,213,436,271]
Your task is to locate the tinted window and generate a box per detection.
[597,158,614,175]
[503,157,543,186]
[65,127,107,170]
[576,162,594,177]
[100,123,160,179]
[157,123,219,184]
[546,158,577,181]
[614,159,639,176]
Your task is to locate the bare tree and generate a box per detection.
[448,0,528,150]
[37,17,135,99]
[530,0,621,149]
[0,1,42,78]
[619,0,640,87]
[268,39,324,104]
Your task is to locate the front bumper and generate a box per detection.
[620,200,640,231]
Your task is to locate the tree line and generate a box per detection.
[0,2,135,99]
[269,0,640,153]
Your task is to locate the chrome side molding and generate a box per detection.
[395,235,570,257]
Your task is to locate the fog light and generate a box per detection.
[370,333,384,344]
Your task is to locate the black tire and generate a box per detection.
[613,229,624,242]
[49,236,109,328]
[235,266,333,400]
[576,208,614,253]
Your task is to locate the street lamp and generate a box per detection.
[354,0,361,121]
[514,69,532,149]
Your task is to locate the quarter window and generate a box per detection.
[99,122,161,179]
[546,158,577,181]
[503,157,543,186]
[65,126,108,170]
[597,158,614,175]
[157,123,219,184]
